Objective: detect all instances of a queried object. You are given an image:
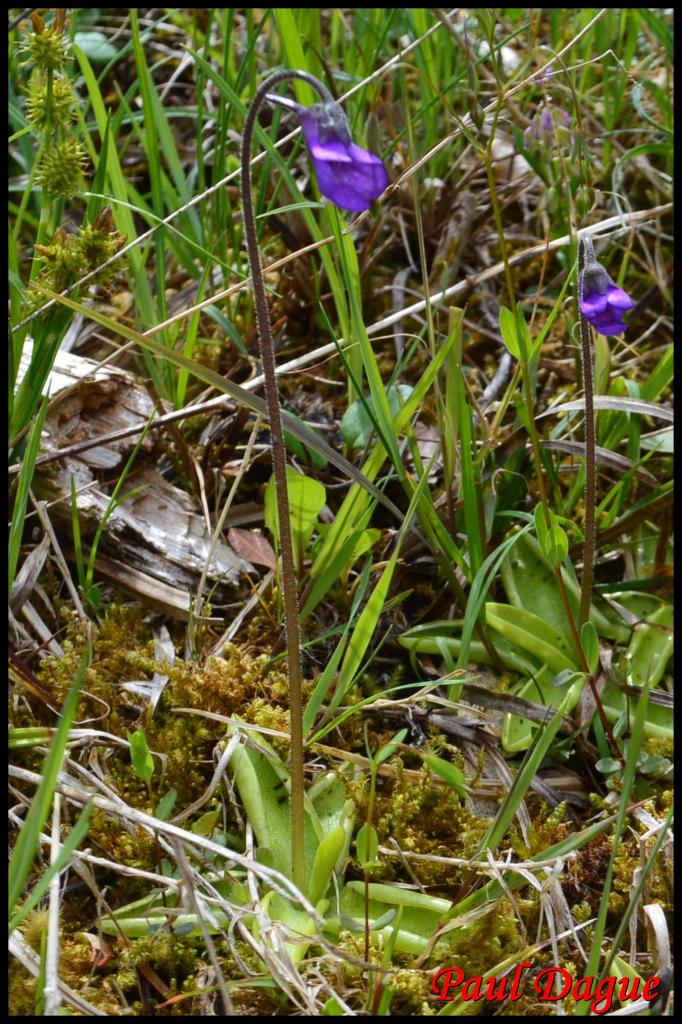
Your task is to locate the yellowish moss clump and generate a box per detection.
[9,936,123,1016]
[115,932,199,994]
[362,759,488,888]
[35,605,157,726]
[435,901,525,981]
[243,694,289,730]
[144,714,215,805]
[609,841,640,915]
[166,645,284,718]
[321,934,437,1015]
[9,962,39,1015]
[19,907,50,951]
[644,735,674,760]
[571,899,593,924]
[510,801,569,858]
[89,806,157,871]
[389,968,436,1016]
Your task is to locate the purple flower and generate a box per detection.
[579,235,634,336]
[268,94,388,213]
[524,102,571,148]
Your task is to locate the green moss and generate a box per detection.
[388,968,436,1016]
[510,801,569,858]
[433,901,525,979]
[8,961,38,1015]
[165,645,283,718]
[115,932,200,994]
[11,580,674,1018]
[357,759,487,888]
[571,899,593,924]
[35,605,157,728]
[19,908,50,951]
[8,935,126,1015]
[644,735,674,760]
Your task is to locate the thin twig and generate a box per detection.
[170,839,235,1015]
[43,796,62,1016]
[188,415,263,659]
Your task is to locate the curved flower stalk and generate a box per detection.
[240,70,388,892]
[579,234,634,336]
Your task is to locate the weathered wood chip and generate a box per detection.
[10,534,51,614]
[24,344,252,610]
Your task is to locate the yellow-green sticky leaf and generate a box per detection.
[421,753,467,796]
[127,728,154,784]
[356,824,379,868]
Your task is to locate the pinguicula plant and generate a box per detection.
[576,232,635,629]
[240,69,388,893]
[579,234,635,337]
[523,100,571,148]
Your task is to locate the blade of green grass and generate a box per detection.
[326,442,438,717]
[9,395,49,596]
[9,643,91,915]
[72,43,159,344]
[9,800,94,934]
[577,675,659,1012]
[311,315,466,584]
[274,9,319,106]
[476,693,571,856]
[302,559,373,735]
[10,306,72,439]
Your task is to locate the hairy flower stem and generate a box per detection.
[520,363,585,669]
[523,358,617,753]
[575,241,620,758]
[578,237,596,629]
[240,69,334,894]
[483,116,588,657]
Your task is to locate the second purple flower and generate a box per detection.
[579,235,634,336]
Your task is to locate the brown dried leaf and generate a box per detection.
[227,527,276,570]
[78,932,114,970]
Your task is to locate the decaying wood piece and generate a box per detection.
[39,465,252,597]
[9,534,51,615]
[22,344,253,613]
[20,340,157,471]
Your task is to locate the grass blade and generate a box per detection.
[9,643,91,915]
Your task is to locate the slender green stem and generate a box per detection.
[484,154,517,314]
[577,237,596,629]
[240,68,332,894]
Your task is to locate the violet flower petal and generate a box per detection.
[590,315,629,336]
[605,285,634,310]
[311,154,388,211]
[307,138,354,163]
[580,292,609,316]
